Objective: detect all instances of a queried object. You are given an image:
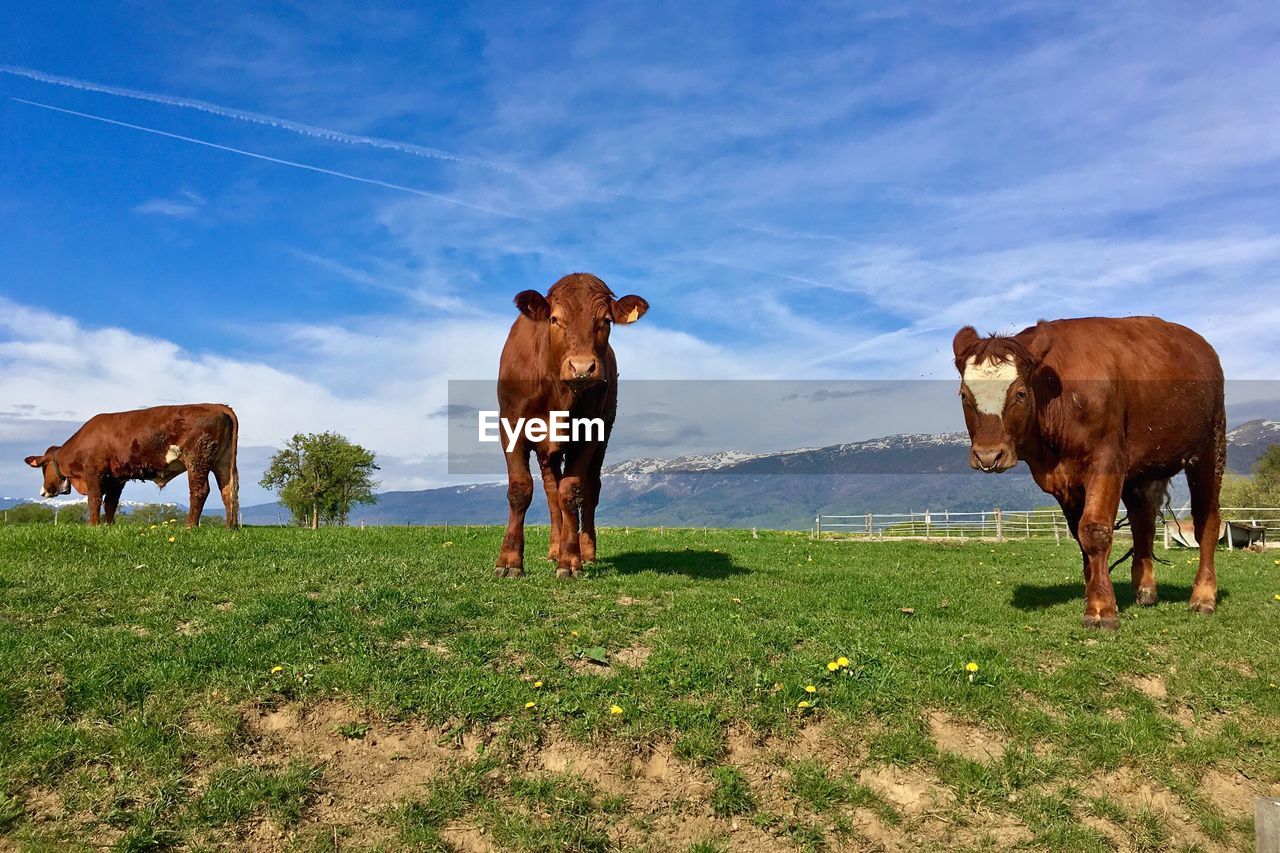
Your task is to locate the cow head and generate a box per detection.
[952,326,1043,473]
[25,446,72,497]
[514,273,648,390]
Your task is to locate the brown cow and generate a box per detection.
[494,273,648,579]
[24,403,240,528]
[952,317,1224,630]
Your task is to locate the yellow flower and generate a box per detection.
[168,536,176,543]
[609,705,624,715]
[270,666,283,674]
[837,656,849,668]
[805,685,816,693]
[571,630,579,637]
[149,524,157,530]
[731,597,742,604]
[797,700,811,709]
[524,701,536,709]
[1274,594,1280,602]
[827,661,839,671]
[965,662,980,673]
[533,680,543,688]
[442,541,454,547]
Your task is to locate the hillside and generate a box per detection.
[240,420,1280,528]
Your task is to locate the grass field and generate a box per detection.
[0,524,1277,851]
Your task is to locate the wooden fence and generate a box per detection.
[813,506,1280,548]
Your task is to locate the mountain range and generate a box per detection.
[229,418,1280,530]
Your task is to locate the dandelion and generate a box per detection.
[731,597,742,604]
[571,630,579,637]
[149,524,157,530]
[533,680,543,689]
[837,656,849,668]
[442,541,454,548]
[270,666,283,674]
[524,701,536,709]
[797,700,812,709]
[1273,594,1280,601]
[827,661,839,672]
[805,685,816,694]
[965,662,980,673]
[168,536,176,543]
[609,705,624,715]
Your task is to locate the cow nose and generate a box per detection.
[971,447,1006,471]
[568,358,597,378]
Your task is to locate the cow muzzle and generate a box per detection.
[970,445,1016,473]
[562,357,601,388]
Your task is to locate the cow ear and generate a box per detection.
[514,290,550,321]
[612,295,648,325]
[24,455,45,468]
[1027,320,1053,362]
[952,326,979,361]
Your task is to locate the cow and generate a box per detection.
[952,317,1225,630]
[24,403,240,529]
[494,273,648,579]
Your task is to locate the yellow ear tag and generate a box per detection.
[626,307,640,323]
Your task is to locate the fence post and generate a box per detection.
[813,515,821,540]
[925,510,931,540]
[995,507,1002,541]
[865,512,873,538]
[1163,518,1170,550]
[1053,513,1060,545]
[1025,512,1031,539]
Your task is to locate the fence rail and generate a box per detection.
[813,507,1280,548]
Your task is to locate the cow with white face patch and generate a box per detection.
[953,318,1225,631]
[24,403,240,528]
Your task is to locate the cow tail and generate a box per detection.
[225,406,241,527]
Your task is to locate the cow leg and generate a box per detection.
[1122,479,1165,606]
[102,479,125,525]
[555,452,591,579]
[1078,474,1123,630]
[86,479,103,526]
[213,455,239,530]
[186,464,211,528]
[496,447,533,578]
[1185,422,1225,614]
[578,445,605,564]
[537,451,562,562]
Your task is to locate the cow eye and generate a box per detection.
[549,316,559,326]
[1014,389,1027,402]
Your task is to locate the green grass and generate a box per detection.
[0,523,1277,850]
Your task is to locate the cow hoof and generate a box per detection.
[1135,587,1158,606]
[1082,614,1120,631]
[494,563,524,579]
[1188,598,1216,615]
[555,567,580,580]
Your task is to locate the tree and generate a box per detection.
[2,502,88,525]
[1220,445,1280,508]
[259,432,379,528]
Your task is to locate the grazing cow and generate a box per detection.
[495,273,648,579]
[952,317,1224,630]
[24,403,240,528]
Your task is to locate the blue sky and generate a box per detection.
[3,1,1280,503]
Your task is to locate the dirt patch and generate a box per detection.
[858,765,953,815]
[1131,675,1167,699]
[1084,767,1219,851]
[242,701,477,836]
[390,636,452,656]
[566,656,612,676]
[214,601,235,611]
[1198,769,1261,817]
[927,710,1007,763]
[613,643,651,668]
[439,820,492,852]
[174,620,202,636]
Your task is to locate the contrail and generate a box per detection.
[0,64,523,178]
[11,98,520,218]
